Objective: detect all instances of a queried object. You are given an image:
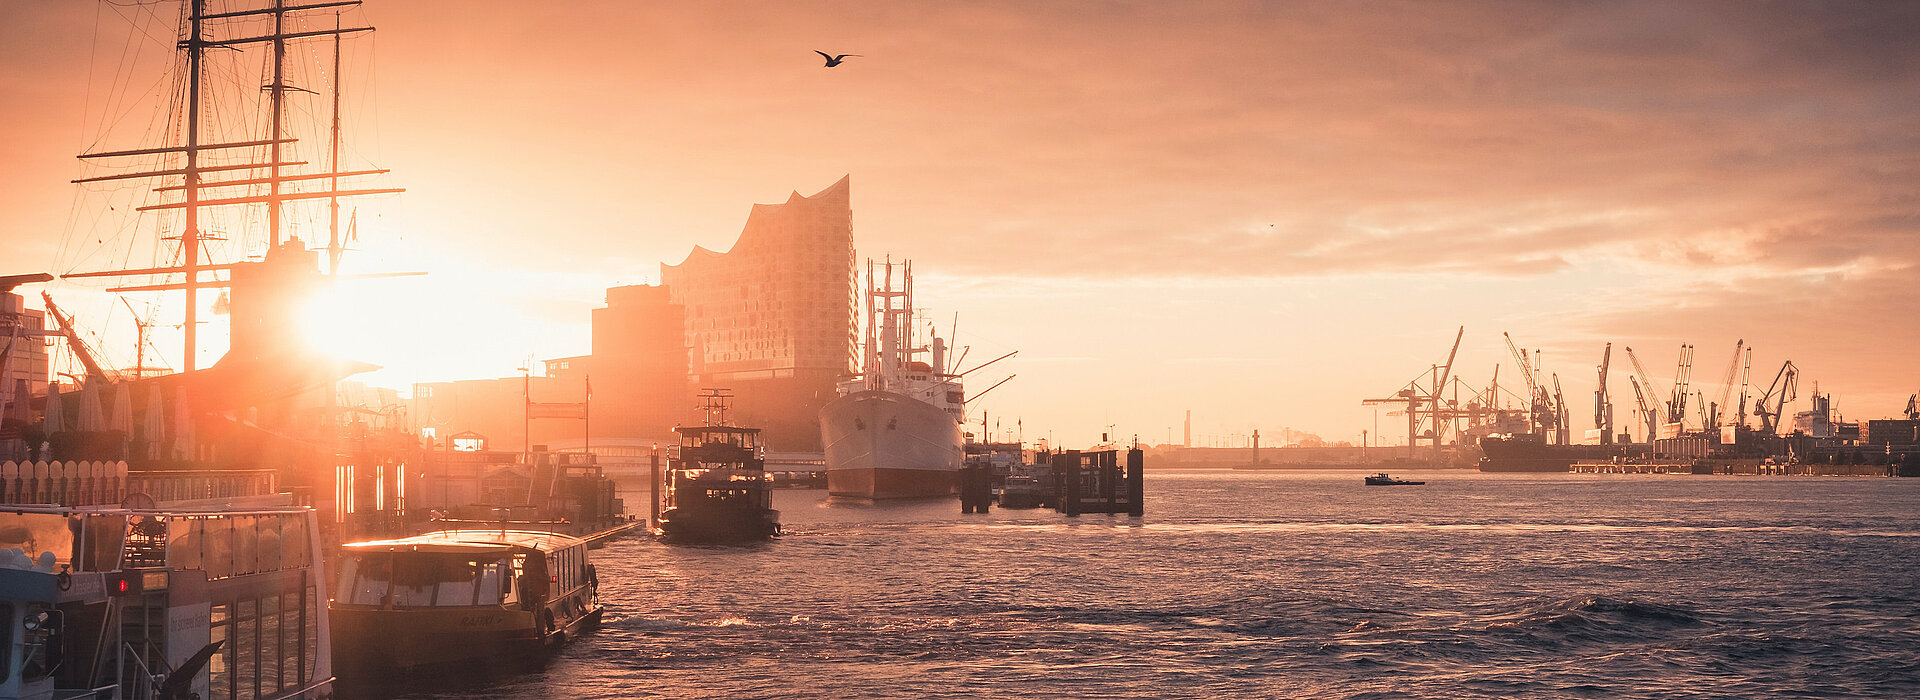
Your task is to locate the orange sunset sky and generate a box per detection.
[2,1,1917,447]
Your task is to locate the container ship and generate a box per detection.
[820,259,966,498]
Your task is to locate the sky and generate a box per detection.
[2,1,1917,447]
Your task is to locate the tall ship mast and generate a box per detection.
[7,0,407,529]
[819,259,966,498]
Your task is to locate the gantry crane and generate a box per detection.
[1362,326,1469,462]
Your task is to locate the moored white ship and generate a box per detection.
[821,260,967,498]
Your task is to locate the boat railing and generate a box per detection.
[115,641,161,700]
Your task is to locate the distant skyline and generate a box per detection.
[2,1,1917,446]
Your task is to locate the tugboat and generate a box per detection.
[1364,473,1426,486]
[657,390,782,543]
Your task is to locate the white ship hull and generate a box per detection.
[820,389,963,498]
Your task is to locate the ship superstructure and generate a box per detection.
[819,260,965,498]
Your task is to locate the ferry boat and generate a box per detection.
[330,529,602,673]
[1364,473,1425,486]
[657,391,781,543]
[997,475,1047,509]
[0,503,335,699]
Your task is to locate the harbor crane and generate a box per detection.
[1362,326,1470,462]
[1669,344,1695,430]
[1551,373,1570,445]
[1753,360,1799,435]
[1629,376,1656,444]
[1907,393,1919,421]
[1707,340,1744,430]
[1594,343,1614,445]
[40,291,115,386]
[1624,346,1664,439]
[1502,332,1561,442]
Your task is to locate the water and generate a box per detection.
[387,471,1920,698]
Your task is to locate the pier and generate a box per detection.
[1049,448,1144,516]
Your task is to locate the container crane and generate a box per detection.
[1361,326,1468,462]
[1906,393,1918,421]
[1753,360,1799,435]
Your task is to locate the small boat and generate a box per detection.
[998,475,1048,509]
[1364,473,1425,486]
[330,529,603,673]
[656,390,782,543]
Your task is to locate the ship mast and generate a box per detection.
[184,0,206,372]
[63,0,389,373]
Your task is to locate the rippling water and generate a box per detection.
[380,471,1920,699]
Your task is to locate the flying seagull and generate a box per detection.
[815,50,861,67]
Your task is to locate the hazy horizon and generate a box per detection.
[3,1,1917,447]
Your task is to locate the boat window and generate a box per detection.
[203,518,233,579]
[256,515,282,573]
[209,603,230,694]
[82,514,126,572]
[286,516,310,568]
[303,585,319,684]
[478,559,508,605]
[236,599,257,696]
[166,517,199,571]
[387,554,492,607]
[233,515,258,576]
[262,595,282,693]
[338,553,392,606]
[432,558,483,607]
[0,512,76,571]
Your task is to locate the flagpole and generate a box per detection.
[584,373,591,460]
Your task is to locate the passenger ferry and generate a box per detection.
[657,392,781,543]
[329,529,602,673]
[0,504,334,700]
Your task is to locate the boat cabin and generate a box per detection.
[331,530,600,671]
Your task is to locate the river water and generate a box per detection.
[385,470,1920,698]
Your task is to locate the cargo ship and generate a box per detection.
[1478,433,1627,472]
[820,259,966,498]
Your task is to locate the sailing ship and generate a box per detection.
[2,1,409,697]
[819,260,969,499]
